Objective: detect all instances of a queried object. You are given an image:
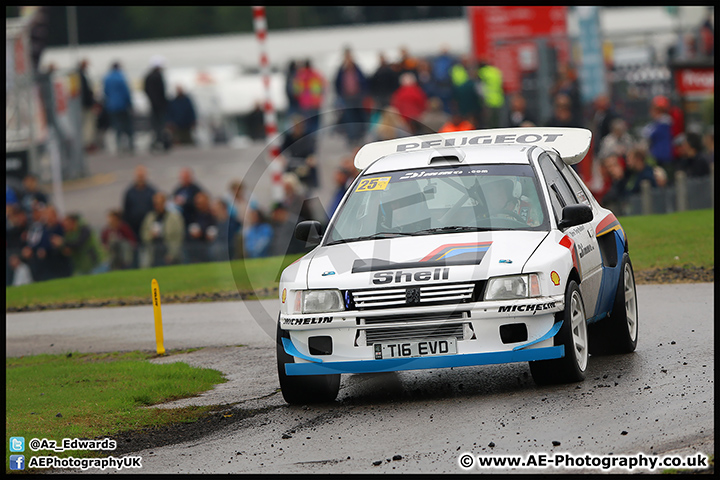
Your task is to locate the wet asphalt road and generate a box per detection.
[5,283,714,473]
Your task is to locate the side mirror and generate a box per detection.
[558,204,593,230]
[294,220,323,246]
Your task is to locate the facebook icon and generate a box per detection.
[10,455,25,470]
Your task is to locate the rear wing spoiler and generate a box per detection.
[354,127,592,170]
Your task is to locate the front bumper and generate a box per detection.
[283,341,564,376]
[280,295,566,376]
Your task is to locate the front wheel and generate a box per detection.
[530,280,588,385]
[276,322,340,405]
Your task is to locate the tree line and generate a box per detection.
[6,6,464,47]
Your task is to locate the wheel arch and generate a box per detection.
[552,267,581,326]
[566,267,581,289]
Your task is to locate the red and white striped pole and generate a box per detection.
[252,6,284,203]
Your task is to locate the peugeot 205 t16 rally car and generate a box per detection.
[276,127,638,404]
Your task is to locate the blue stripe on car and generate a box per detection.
[284,345,565,376]
[513,320,563,351]
[591,230,625,322]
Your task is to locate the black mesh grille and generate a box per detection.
[365,323,465,345]
[351,281,484,310]
[362,311,466,325]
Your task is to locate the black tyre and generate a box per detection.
[589,253,638,355]
[530,280,588,385]
[276,322,340,405]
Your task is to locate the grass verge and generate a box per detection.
[5,209,714,311]
[6,253,304,311]
[619,209,713,271]
[5,350,226,473]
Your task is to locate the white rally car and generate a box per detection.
[276,127,638,404]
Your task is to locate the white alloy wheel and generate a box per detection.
[624,262,638,342]
[570,289,588,372]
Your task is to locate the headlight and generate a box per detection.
[485,274,541,300]
[301,290,345,314]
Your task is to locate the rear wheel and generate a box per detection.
[276,322,340,405]
[589,253,638,355]
[530,280,588,385]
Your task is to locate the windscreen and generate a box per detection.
[326,164,548,245]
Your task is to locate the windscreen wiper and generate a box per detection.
[326,231,415,245]
[411,226,491,235]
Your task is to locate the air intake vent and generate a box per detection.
[427,147,466,165]
[429,155,461,164]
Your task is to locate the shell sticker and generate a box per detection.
[550,271,560,286]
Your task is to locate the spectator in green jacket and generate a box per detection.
[61,213,103,275]
[477,59,505,129]
[140,192,185,268]
[450,55,482,128]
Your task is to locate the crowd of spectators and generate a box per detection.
[590,94,713,215]
[279,43,713,209]
[5,162,336,286]
[75,56,199,156]
[8,35,714,287]
[276,45,516,199]
[6,178,99,287]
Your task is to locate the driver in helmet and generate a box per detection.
[484,178,540,226]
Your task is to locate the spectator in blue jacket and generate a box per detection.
[20,174,49,214]
[432,46,456,113]
[172,167,204,230]
[168,85,197,145]
[184,191,217,264]
[7,184,18,206]
[641,95,674,178]
[21,203,47,281]
[210,198,241,261]
[30,206,72,281]
[103,61,134,154]
[624,147,657,195]
[123,165,157,243]
[243,206,274,259]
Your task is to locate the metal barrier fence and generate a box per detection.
[38,69,87,181]
[618,167,714,217]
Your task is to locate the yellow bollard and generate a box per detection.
[151,279,166,355]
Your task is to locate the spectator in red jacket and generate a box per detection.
[293,59,326,137]
[390,72,427,135]
[101,209,137,270]
[668,94,685,161]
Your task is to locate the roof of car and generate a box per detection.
[362,145,534,175]
[354,127,592,171]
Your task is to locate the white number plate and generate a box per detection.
[374,338,457,359]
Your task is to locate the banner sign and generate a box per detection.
[468,6,569,93]
[576,6,608,104]
[674,67,714,97]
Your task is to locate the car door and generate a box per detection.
[560,162,624,320]
[538,153,603,316]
